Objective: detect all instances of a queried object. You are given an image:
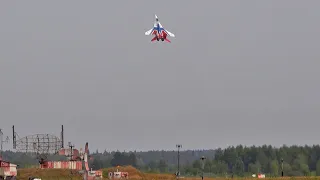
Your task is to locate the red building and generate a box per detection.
[0,157,17,180]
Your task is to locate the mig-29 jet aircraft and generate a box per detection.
[145,14,175,42]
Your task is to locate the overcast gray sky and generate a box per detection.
[0,0,319,152]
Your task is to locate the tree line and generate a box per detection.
[2,145,320,177]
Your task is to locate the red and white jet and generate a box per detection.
[145,14,175,42]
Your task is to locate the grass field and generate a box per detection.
[16,166,320,180]
[17,168,83,180]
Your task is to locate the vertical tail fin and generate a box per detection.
[151,36,157,42]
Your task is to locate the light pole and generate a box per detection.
[176,144,182,179]
[68,142,75,179]
[200,156,206,180]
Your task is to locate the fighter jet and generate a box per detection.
[145,14,175,42]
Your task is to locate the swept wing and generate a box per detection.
[145,22,157,35]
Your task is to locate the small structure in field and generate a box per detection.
[0,156,17,180]
[108,167,128,180]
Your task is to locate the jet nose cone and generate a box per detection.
[155,14,158,20]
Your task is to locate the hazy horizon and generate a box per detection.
[1,0,319,152]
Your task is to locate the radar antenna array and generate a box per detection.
[12,125,64,163]
[0,129,9,157]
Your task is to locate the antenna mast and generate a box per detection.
[12,126,16,149]
[61,125,64,148]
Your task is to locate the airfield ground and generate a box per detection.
[17,165,320,180]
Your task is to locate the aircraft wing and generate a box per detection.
[145,28,154,35]
[145,22,157,35]
[164,29,175,37]
[158,22,175,37]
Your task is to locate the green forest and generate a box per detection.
[2,144,320,177]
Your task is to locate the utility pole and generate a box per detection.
[176,144,182,179]
[281,158,284,177]
[200,156,206,180]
